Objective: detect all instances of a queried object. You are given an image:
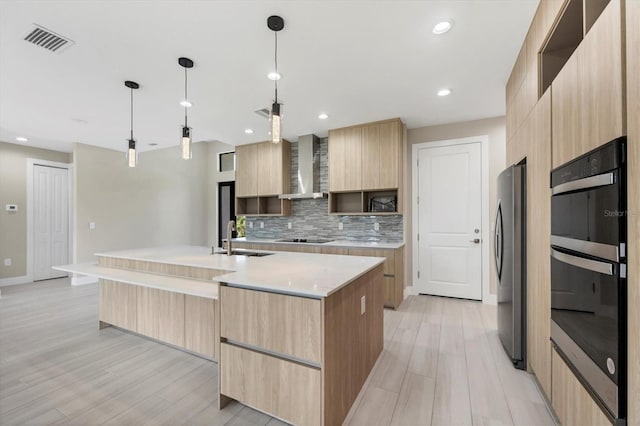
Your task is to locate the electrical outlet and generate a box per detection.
[374,222,380,231]
[260,222,264,229]
[338,222,343,230]
[4,258,11,266]
[287,222,292,229]
[360,295,366,315]
[89,222,96,230]
[249,221,253,229]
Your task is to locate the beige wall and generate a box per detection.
[406,116,506,296]
[207,141,236,248]
[73,142,209,263]
[0,141,71,280]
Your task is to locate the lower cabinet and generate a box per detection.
[99,280,217,360]
[551,348,611,425]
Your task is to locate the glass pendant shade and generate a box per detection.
[181,126,192,159]
[127,139,137,168]
[270,102,282,144]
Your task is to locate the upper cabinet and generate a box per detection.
[552,0,625,167]
[235,140,291,216]
[328,118,404,215]
[328,126,362,192]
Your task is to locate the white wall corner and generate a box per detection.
[71,275,98,286]
[0,275,31,287]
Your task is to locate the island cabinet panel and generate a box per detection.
[220,343,321,426]
[158,291,185,347]
[136,287,160,339]
[220,286,322,364]
[99,279,136,330]
[185,295,218,360]
[323,265,384,426]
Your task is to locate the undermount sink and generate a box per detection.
[213,249,273,257]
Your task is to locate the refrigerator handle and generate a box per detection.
[494,201,503,280]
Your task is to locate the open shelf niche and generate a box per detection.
[329,190,399,215]
[236,196,291,217]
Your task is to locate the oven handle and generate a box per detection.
[550,248,613,276]
[551,172,615,195]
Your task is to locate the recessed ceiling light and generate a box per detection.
[437,88,451,97]
[16,136,28,142]
[180,100,192,108]
[148,142,158,146]
[245,129,254,134]
[432,20,453,35]
[267,72,281,81]
[318,113,329,120]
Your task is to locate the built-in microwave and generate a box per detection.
[550,137,627,424]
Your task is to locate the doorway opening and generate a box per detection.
[218,181,236,247]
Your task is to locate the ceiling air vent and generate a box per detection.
[254,108,271,119]
[24,24,74,53]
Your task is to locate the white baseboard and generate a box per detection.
[0,275,30,287]
[71,275,98,286]
[404,285,497,305]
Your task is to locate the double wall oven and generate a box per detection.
[550,137,627,424]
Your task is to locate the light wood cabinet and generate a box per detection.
[136,286,160,339]
[185,295,218,359]
[626,1,640,423]
[328,126,362,192]
[158,291,185,347]
[220,286,322,364]
[235,140,291,216]
[99,280,136,330]
[552,349,611,425]
[219,264,384,426]
[235,144,257,197]
[328,118,404,215]
[551,0,624,167]
[220,343,321,426]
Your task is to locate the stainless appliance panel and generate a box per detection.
[495,164,526,369]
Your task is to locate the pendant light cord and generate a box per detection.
[184,67,188,128]
[274,31,278,103]
[130,87,134,140]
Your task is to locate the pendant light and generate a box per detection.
[124,80,139,167]
[268,15,284,144]
[178,57,194,159]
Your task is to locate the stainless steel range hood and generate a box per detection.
[279,134,327,200]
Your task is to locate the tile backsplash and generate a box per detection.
[244,137,404,242]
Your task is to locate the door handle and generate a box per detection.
[469,238,481,244]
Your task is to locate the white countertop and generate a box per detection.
[53,262,218,299]
[232,237,404,250]
[92,245,385,298]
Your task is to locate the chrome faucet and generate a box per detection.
[226,220,235,256]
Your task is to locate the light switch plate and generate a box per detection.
[287,222,292,229]
[5,204,18,212]
[260,222,264,229]
[374,223,380,231]
[338,222,343,230]
[360,296,366,315]
[4,258,11,266]
[89,222,96,229]
[249,222,253,229]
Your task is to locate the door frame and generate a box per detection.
[217,181,236,247]
[411,135,494,304]
[26,158,74,284]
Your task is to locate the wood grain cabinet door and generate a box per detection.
[329,127,362,191]
[235,144,258,197]
[257,142,283,196]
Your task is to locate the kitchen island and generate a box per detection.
[55,245,385,425]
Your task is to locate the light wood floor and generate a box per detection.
[0,278,555,426]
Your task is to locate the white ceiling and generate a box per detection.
[0,0,538,153]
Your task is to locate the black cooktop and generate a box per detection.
[276,238,334,244]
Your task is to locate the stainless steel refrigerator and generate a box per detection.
[494,164,526,370]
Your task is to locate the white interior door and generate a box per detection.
[34,165,69,281]
[416,142,482,300]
